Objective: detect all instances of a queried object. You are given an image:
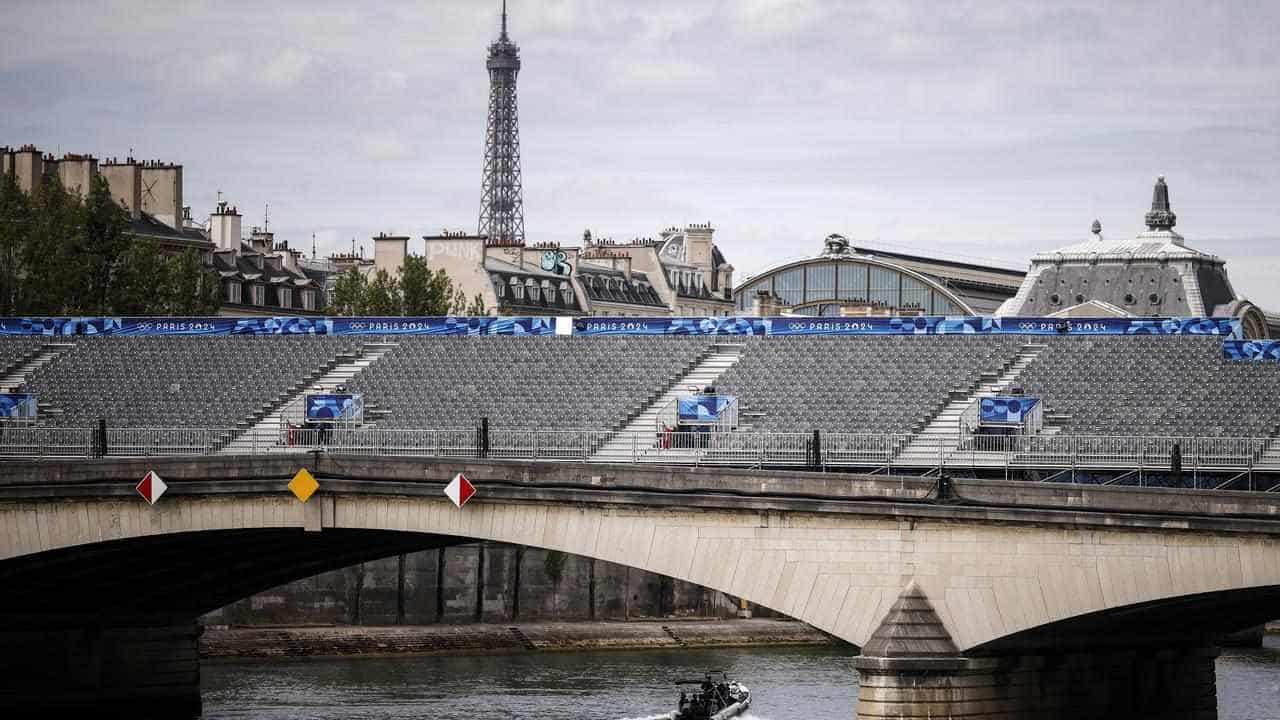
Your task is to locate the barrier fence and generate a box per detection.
[1,425,1278,482]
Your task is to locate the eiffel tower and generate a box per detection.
[477,0,525,246]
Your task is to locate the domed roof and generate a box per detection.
[1031,178,1222,265]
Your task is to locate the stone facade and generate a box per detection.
[408,225,734,317]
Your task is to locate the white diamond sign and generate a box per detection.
[444,473,476,508]
[136,470,168,505]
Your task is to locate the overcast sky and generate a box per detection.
[4,0,1279,308]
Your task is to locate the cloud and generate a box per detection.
[356,131,412,161]
[374,70,410,91]
[3,0,1279,314]
[259,48,313,89]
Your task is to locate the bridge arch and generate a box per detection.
[5,467,1280,651]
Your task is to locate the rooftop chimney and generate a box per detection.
[209,201,242,253]
[100,158,142,220]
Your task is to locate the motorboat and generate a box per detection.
[668,671,751,720]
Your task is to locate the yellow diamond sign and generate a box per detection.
[288,468,319,503]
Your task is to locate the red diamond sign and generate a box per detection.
[136,470,167,505]
[445,473,475,508]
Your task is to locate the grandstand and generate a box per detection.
[0,325,1278,485]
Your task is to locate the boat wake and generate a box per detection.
[617,715,771,720]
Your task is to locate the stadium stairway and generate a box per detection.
[217,342,398,454]
[591,342,744,463]
[0,341,75,393]
[893,342,1047,469]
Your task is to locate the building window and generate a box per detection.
[227,281,242,304]
[251,284,265,306]
[302,290,315,311]
[775,267,804,306]
[527,278,540,302]
[838,263,868,303]
[900,274,929,312]
[511,277,524,301]
[278,287,292,308]
[869,266,898,307]
[494,279,506,298]
[540,280,552,304]
[805,263,835,304]
[560,281,573,305]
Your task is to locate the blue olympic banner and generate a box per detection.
[979,396,1039,424]
[330,317,555,335]
[1223,340,1280,361]
[0,393,38,420]
[0,317,77,336]
[758,316,1242,337]
[305,393,364,422]
[0,315,1244,338]
[677,395,735,423]
[571,317,767,336]
[0,316,555,336]
[572,316,1242,337]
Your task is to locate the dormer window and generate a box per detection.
[493,275,506,298]
[527,278,540,302]
[560,281,573,305]
[540,280,552,304]
[251,284,265,306]
[302,289,316,311]
[278,287,292,308]
[510,277,524,301]
[227,281,242,304]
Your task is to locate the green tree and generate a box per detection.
[465,293,487,316]
[364,269,402,315]
[0,172,32,315]
[165,248,223,315]
[449,286,467,315]
[21,176,83,314]
[331,267,369,315]
[110,236,169,315]
[400,254,461,316]
[78,174,130,313]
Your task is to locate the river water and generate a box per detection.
[203,637,1280,719]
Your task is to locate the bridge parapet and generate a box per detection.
[3,456,1280,718]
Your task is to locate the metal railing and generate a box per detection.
[1,425,1278,481]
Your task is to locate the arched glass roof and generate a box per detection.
[733,255,974,316]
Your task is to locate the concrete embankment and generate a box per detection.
[200,619,838,659]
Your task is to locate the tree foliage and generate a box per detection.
[331,267,369,316]
[400,254,456,316]
[328,254,486,317]
[364,269,403,316]
[0,172,223,316]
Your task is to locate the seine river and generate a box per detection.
[203,637,1280,720]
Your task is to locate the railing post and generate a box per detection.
[811,429,821,471]
[937,435,944,475]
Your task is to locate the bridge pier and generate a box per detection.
[851,583,1220,719]
[853,646,1219,720]
[0,621,202,718]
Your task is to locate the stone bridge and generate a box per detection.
[3,455,1280,719]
